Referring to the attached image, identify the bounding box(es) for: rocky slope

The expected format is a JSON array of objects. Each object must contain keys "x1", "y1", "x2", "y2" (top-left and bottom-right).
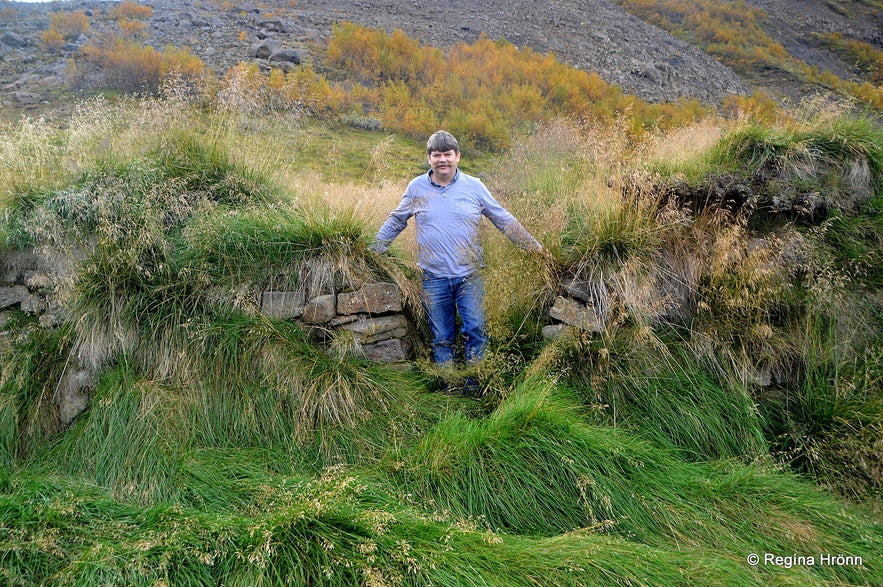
[{"x1": 0, "y1": 0, "x2": 880, "y2": 115}]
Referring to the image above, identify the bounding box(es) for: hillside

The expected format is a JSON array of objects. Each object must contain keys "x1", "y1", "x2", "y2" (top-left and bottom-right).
[{"x1": 0, "y1": 0, "x2": 881, "y2": 116}]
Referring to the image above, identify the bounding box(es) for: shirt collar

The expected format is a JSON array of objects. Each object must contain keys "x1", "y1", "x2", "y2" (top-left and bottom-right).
[{"x1": 428, "y1": 169, "x2": 459, "y2": 188}]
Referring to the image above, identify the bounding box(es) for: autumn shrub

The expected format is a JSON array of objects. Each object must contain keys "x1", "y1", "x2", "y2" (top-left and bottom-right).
[
  {"x1": 78, "y1": 38, "x2": 205, "y2": 94},
  {"x1": 107, "y1": 0, "x2": 152, "y2": 38},
  {"x1": 325, "y1": 23, "x2": 707, "y2": 150},
  {"x1": 215, "y1": 63, "x2": 346, "y2": 118},
  {"x1": 108, "y1": 0, "x2": 154, "y2": 20},
  {"x1": 117, "y1": 16, "x2": 148, "y2": 39},
  {"x1": 48, "y1": 9, "x2": 90, "y2": 40},
  {"x1": 39, "y1": 28, "x2": 65, "y2": 52},
  {"x1": 720, "y1": 90, "x2": 780, "y2": 124},
  {"x1": 40, "y1": 9, "x2": 91, "y2": 52}
]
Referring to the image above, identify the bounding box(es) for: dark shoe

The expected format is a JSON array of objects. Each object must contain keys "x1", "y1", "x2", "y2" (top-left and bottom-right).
[{"x1": 463, "y1": 376, "x2": 483, "y2": 397}]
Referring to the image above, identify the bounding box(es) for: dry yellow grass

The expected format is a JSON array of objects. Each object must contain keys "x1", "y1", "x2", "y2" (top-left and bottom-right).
[{"x1": 642, "y1": 118, "x2": 725, "y2": 168}]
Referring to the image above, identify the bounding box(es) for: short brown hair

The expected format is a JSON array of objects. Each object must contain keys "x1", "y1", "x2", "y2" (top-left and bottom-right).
[{"x1": 426, "y1": 130, "x2": 460, "y2": 154}]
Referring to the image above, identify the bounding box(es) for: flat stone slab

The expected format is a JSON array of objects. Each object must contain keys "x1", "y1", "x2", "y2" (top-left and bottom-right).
[
  {"x1": 302, "y1": 294, "x2": 337, "y2": 324},
  {"x1": 260, "y1": 291, "x2": 305, "y2": 319},
  {"x1": 549, "y1": 295, "x2": 605, "y2": 333},
  {"x1": 340, "y1": 314, "x2": 409, "y2": 344},
  {"x1": 561, "y1": 277, "x2": 599, "y2": 304},
  {"x1": 337, "y1": 282, "x2": 403, "y2": 315},
  {"x1": 363, "y1": 338, "x2": 408, "y2": 362}
]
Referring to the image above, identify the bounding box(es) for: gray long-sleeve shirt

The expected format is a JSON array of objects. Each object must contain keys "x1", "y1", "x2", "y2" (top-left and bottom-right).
[{"x1": 371, "y1": 170, "x2": 542, "y2": 278}]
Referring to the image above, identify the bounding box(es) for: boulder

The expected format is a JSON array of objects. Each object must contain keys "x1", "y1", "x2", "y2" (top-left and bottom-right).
[
  {"x1": 2, "y1": 249, "x2": 40, "y2": 284},
  {"x1": 0, "y1": 285, "x2": 29, "y2": 310},
  {"x1": 20, "y1": 293, "x2": 47, "y2": 315},
  {"x1": 1, "y1": 31, "x2": 28, "y2": 49},
  {"x1": 250, "y1": 39, "x2": 281, "y2": 59},
  {"x1": 53, "y1": 368, "x2": 94, "y2": 427},
  {"x1": 259, "y1": 17, "x2": 294, "y2": 34},
  {"x1": 269, "y1": 48, "x2": 301, "y2": 64}
]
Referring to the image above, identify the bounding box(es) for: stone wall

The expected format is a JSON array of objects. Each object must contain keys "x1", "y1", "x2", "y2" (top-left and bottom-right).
[
  {"x1": 0, "y1": 249, "x2": 62, "y2": 344},
  {"x1": 542, "y1": 261, "x2": 698, "y2": 339},
  {"x1": 0, "y1": 250, "x2": 90, "y2": 428},
  {"x1": 1, "y1": 247, "x2": 414, "y2": 430},
  {"x1": 260, "y1": 281, "x2": 413, "y2": 363},
  {"x1": 543, "y1": 276, "x2": 608, "y2": 339}
]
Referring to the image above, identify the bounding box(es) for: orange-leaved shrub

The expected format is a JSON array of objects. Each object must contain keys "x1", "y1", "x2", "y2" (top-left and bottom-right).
[
  {"x1": 78, "y1": 38, "x2": 205, "y2": 94},
  {"x1": 215, "y1": 63, "x2": 346, "y2": 117},
  {"x1": 108, "y1": 0, "x2": 154, "y2": 20},
  {"x1": 325, "y1": 23, "x2": 707, "y2": 150},
  {"x1": 117, "y1": 17, "x2": 148, "y2": 39},
  {"x1": 40, "y1": 28, "x2": 65, "y2": 53},
  {"x1": 40, "y1": 9, "x2": 91, "y2": 51},
  {"x1": 721, "y1": 91, "x2": 780, "y2": 124}
]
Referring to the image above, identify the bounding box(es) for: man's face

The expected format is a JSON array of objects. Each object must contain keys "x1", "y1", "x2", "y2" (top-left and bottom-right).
[{"x1": 428, "y1": 149, "x2": 461, "y2": 183}]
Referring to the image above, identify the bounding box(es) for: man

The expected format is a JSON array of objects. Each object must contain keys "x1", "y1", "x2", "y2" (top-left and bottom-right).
[{"x1": 371, "y1": 130, "x2": 547, "y2": 395}]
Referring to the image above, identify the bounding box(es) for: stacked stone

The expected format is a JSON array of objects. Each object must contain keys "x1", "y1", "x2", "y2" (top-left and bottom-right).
[
  {"x1": 0, "y1": 251, "x2": 90, "y2": 428},
  {"x1": 543, "y1": 276, "x2": 607, "y2": 339},
  {"x1": 260, "y1": 282, "x2": 412, "y2": 363},
  {"x1": 0, "y1": 250, "x2": 60, "y2": 341}
]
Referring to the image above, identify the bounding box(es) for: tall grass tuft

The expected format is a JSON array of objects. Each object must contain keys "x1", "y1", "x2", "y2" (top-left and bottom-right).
[
  {"x1": 181, "y1": 202, "x2": 378, "y2": 292},
  {"x1": 759, "y1": 312, "x2": 883, "y2": 501},
  {"x1": 33, "y1": 352, "x2": 441, "y2": 504},
  {"x1": 0, "y1": 324, "x2": 74, "y2": 461},
  {"x1": 0, "y1": 467, "x2": 804, "y2": 587},
  {"x1": 554, "y1": 330, "x2": 767, "y2": 461},
  {"x1": 0, "y1": 117, "x2": 65, "y2": 203},
  {"x1": 705, "y1": 113, "x2": 883, "y2": 212},
  {"x1": 390, "y1": 379, "x2": 881, "y2": 584}
]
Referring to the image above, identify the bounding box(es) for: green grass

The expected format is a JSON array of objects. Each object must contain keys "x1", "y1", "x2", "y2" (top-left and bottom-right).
[
  {"x1": 1, "y1": 470, "x2": 761, "y2": 587},
  {"x1": 555, "y1": 333, "x2": 767, "y2": 461},
  {"x1": 392, "y1": 382, "x2": 881, "y2": 570},
  {"x1": 2, "y1": 383, "x2": 880, "y2": 586},
  {"x1": 0, "y1": 323, "x2": 74, "y2": 462},
  {"x1": 817, "y1": 199, "x2": 883, "y2": 286},
  {"x1": 709, "y1": 116, "x2": 881, "y2": 208}
]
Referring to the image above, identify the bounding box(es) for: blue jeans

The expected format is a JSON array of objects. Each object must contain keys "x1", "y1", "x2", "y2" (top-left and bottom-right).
[{"x1": 421, "y1": 271, "x2": 487, "y2": 365}]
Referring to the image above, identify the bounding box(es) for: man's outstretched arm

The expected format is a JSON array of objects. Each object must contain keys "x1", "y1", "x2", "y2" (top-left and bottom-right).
[{"x1": 370, "y1": 196, "x2": 413, "y2": 253}]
